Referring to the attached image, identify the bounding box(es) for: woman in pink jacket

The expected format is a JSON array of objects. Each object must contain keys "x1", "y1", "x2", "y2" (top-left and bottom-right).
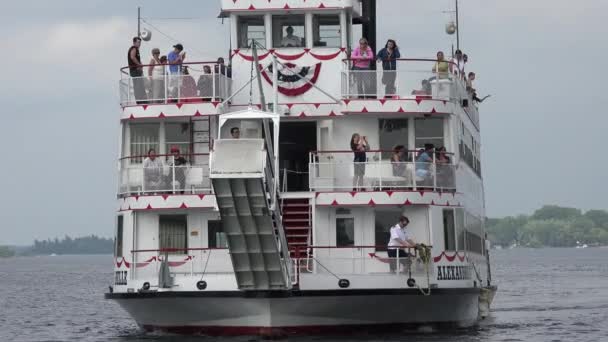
[{"x1": 351, "y1": 38, "x2": 374, "y2": 98}]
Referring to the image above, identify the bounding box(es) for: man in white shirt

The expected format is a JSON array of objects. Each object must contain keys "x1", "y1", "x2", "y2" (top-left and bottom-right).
[
  {"x1": 280, "y1": 26, "x2": 302, "y2": 47},
  {"x1": 143, "y1": 148, "x2": 164, "y2": 192},
  {"x1": 387, "y1": 216, "x2": 416, "y2": 273}
]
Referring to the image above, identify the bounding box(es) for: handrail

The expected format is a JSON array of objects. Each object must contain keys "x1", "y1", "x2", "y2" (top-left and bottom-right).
[
  {"x1": 311, "y1": 149, "x2": 454, "y2": 155},
  {"x1": 342, "y1": 57, "x2": 458, "y2": 66},
  {"x1": 131, "y1": 247, "x2": 228, "y2": 253},
  {"x1": 119, "y1": 153, "x2": 209, "y2": 161},
  {"x1": 294, "y1": 245, "x2": 433, "y2": 250},
  {"x1": 120, "y1": 61, "x2": 226, "y2": 74}
]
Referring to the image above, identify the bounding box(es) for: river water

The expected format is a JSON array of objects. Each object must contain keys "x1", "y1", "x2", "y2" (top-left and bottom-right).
[{"x1": 1, "y1": 248, "x2": 607, "y2": 342}]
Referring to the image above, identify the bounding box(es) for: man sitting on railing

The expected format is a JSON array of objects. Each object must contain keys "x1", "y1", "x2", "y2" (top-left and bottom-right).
[
  {"x1": 167, "y1": 146, "x2": 188, "y2": 194},
  {"x1": 143, "y1": 148, "x2": 164, "y2": 193},
  {"x1": 387, "y1": 216, "x2": 416, "y2": 273},
  {"x1": 415, "y1": 143, "x2": 435, "y2": 185}
]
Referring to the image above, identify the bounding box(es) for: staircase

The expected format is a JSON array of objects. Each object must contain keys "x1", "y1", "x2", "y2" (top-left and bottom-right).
[
  {"x1": 281, "y1": 198, "x2": 312, "y2": 259},
  {"x1": 210, "y1": 139, "x2": 292, "y2": 290}
]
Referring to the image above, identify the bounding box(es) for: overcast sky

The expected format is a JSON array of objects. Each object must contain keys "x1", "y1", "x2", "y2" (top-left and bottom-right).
[{"x1": 1, "y1": 0, "x2": 606, "y2": 245}]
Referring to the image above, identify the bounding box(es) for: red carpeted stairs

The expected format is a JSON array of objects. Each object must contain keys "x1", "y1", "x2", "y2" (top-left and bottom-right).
[{"x1": 281, "y1": 198, "x2": 312, "y2": 259}]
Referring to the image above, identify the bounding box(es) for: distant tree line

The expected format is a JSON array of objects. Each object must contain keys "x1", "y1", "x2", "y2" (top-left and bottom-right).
[
  {"x1": 29, "y1": 235, "x2": 113, "y2": 255},
  {"x1": 486, "y1": 205, "x2": 608, "y2": 247},
  {"x1": 0, "y1": 246, "x2": 15, "y2": 258}
]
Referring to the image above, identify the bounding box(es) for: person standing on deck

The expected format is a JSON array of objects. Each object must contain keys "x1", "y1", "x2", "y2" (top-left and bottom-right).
[
  {"x1": 387, "y1": 216, "x2": 416, "y2": 273},
  {"x1": 167, "y1": 44, "x2": 186, "y2": 99},
  {"x1": 377, "y1": 39, "x2": 401, "y2": 97},
  {"x1": 128, "y1": 37, "x2": 147, "y2": 104}
]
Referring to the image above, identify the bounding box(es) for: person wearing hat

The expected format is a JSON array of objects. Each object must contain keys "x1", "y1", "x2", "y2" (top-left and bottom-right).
[
  {"x1": 387, "y1": 216, "x2": 416, "y2": 273},
  {"x1": 167, "y1": 146, "x2": 188, "y2": 194},
  {"x1": 280, "y1": 26, "x2": 302, "y2": 47},
  {"x1": 167, "y1": 44, "x2": 186, "y2": 99}
]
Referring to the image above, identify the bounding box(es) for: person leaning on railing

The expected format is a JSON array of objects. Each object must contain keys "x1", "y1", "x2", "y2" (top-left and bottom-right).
[
  {"x1": 148, "y1": 48, "x2": 166, "y2": 103},
  {"x1": 435, "y1": 146, "x2": 453, "y2": 189},
  {"x1": 432, "y1": 51, "x2": 450, "y2": 79},
  {"x1": 197, "y1": 65, "x2": 213, "y2": 100},
  {"x1": 167, "y1": 146, "x2": 189, "y2": 194},
  {"x1": 167, "y1": 44, "x2": 186, "y2": 99},
  {"x1": 387, "y1": 216, "x2": 416, "y2": 273},
  {"x1": 415, "y1": 143, "x2": 435, "y2": 186},
  {"x1": 351, "y1": 38, "x2": 374, "y2": 99},
  {"x1": 391, "y1": 145, "x2": 407, "y2": 177},
  {"x1": 127, "y1": 37, "x2": 147, "y2": 104},
  {"x1": 376, "y1": 39, "x2": 401, "y2": 97}
]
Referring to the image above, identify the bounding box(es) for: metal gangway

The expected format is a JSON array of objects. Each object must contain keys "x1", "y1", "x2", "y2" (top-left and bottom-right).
[{"x1": 209, "y1": 109, "x2": 292, "y2": 290}]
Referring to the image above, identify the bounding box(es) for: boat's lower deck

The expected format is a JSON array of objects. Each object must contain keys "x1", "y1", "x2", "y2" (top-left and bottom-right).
[{"x1": 106, "y1": 287, "x2": 491, "y2": 336}]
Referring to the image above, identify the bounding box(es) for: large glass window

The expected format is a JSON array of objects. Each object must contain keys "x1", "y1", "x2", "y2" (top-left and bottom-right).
[
  {"x1": 237, "y1": 16, "x2": 266, "y2": 48},
  {"x1": 415, "y1": 118, "x2": 444, "y2": 149},
  {"x1": 273, "y1": 15, "x2": 306, "y2": 48},
  {"x1": 115, "y1": 216, "x2": 123, "y2": 257},
  {"x1": 336, "y1": 217, "x2": 354, "y2": 247},
  {"x1": 313, "y1": 14, "x2": 341, "y2": 48},
  {"x1": 208, "y1": 220, "x2": 228, "y2": 248},
  {"x1": 130, "y1": 123, "x2": 159, "y2": 163},
  {"x1": 443, "y1": 209, "x2": 456, "y2": 251},
  {"x1": 159, "y1": 215, "x2": 188, "y2": 254},
  {"x1": 374, "y1": 209, "x2": 401, "y2": 251},
  {"x1": 379, "y1": 119, "x2": 409, "y2": 160},
  {"x1": 455, "y1": 208, "x2": 465, "y2": 250},
  {"x1": 165, "y1": 122, "x2": 191, "y2": 157}
]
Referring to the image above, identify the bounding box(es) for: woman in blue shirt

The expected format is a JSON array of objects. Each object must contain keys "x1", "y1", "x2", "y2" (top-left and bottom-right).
[{"x1": 377, "y1": 39, "x2": 401, "y2": 97}]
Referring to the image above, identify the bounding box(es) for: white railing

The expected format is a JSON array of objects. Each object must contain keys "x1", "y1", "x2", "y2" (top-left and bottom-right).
[
  {"x1": 127, "y1": 248, "x2": 233, "y2": 282},
  {"x1": 118, "y1": 155, "x2": 211, "y2": 196},
  {"x1": 309, "y1": 151, "x2": 456, "y2": 192},
  {"x1": 120, "y1": 62, "x2": 232, "y2": 107},
  {"x1": 342, "y1": 58, "x2": 480, "y2": 128},
  {"x1": 293, "y1": 246, "x2": 433, "y2": 278}
]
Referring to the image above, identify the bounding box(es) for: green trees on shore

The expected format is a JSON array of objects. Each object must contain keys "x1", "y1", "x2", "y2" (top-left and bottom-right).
[
  {"x1": 0, "y1": 246, "x2": 15, "y2": 258},
  {"x1": 30, "y1": 235, "x2": 113, "y2": 255},
  {"x1": 486, "y1": 205, "x2": 608, "y2": 247}
]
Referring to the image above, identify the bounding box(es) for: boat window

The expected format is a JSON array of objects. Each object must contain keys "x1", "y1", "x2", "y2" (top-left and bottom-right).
[
  {"x1": 313, "y1": 14, "x2": 341, "y2": 48},
  {"x1": 414, "y1": 118, "x2": 444, "y2": 149},
  {"x1": 165, "y1": 122, "x2": 191, "y2": 158},
  {"x1": 273, "y1": 15, "x2": 306, "y2": 48},
  {"x1": 237, "y1": 15, "x2": 266, "y2": 48},
  {"x1": 115, "y1": 215, "x2": 123, "y2": 258},
  {"x1": 378, "y1": 119, "x2": 409, "y2": 160},
  {"x1": 455, "y1": 208, "x2": 465, "y2": 250},
  {"x1": 159, "y1": 215, "x2": 188, "y2": 254},
  {"x1": 130, "y1": 123, "x2": 159, "y2": 163},
  {"x1": 442, "y1": 209, "x2": 456, "y2": 251},
  {"x1": 208, "y1": 220, "x2": 228, "y2": 248},
  {"x1": 336, "y1": 217, "x2": 355, "y2": 247},
  {"x1": 374, "y1": 209, "x2": 402, "y2": 251}
]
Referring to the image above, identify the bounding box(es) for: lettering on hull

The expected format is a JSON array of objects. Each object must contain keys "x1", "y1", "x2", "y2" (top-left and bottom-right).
[{"x1": 436, "y1": 265, "x2": 472, "y2": 281}]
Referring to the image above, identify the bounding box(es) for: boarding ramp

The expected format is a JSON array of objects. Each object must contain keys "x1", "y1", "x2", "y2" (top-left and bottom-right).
[{"x1": 210, "y1": 139, "x2": 292, "y2": 290}]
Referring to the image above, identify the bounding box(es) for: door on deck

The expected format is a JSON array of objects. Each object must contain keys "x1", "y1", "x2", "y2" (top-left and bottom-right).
[{"x1": 279, "y1": 121, "x2": 317, "y2": 192}]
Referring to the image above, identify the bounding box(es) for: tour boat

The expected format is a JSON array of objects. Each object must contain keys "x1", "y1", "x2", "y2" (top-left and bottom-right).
[{"x1": 106, "y1": 0, "x2": 496, "y2": 336}]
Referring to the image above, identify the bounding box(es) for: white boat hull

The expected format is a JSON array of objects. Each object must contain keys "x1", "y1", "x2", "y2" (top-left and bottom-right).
[{"x1": 107, "y1": 288, "x2": 482, "y2": 336}]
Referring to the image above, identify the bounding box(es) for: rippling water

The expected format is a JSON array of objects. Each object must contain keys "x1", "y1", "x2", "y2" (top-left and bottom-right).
[{"x1": 1, "y1": 248, "x2": 607, "y2": 342}]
